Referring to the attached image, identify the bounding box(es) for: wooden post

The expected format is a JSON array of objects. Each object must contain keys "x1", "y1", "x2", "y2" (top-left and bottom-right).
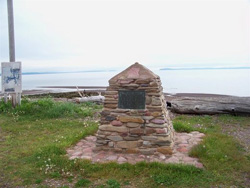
[
  {"x1": 4, "y1": 93, "x2": 8, "y2": 103},
  {"x1": 17, "y1": 92, "x2": 21, "y2": 105},
  {"x1": 11, "y1": 93, "x2": 16, "y2": 108}
]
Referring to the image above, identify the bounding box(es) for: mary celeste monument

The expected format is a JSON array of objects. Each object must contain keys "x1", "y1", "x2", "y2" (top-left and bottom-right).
[{"x1": 95, "y1": 62, "x2": 175, "y2": 155}]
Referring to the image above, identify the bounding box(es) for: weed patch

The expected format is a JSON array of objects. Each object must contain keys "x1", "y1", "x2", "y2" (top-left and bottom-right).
[
  {"x1": 75, "y1": 178, "x2": 91, "y2": 187},
  {"x1": 106, "y1": 179, "x2": 120, "y2": 188},
  {"x1": 173, "y1": 121, "x2": 196, "y2": 133},
  {"x1": 0, "y1": 98, "x2": 102, "y2": 119}
]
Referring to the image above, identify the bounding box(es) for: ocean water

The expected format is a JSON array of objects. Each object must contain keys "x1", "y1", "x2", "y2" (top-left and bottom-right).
[{"x1": 1, "y1": 69, "x2": 250, "y2": 97}]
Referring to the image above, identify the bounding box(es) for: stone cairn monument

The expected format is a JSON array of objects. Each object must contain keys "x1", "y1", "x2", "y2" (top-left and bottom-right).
[{"x1": 96, "y1": 62, "x2": 175, "y2": 155}]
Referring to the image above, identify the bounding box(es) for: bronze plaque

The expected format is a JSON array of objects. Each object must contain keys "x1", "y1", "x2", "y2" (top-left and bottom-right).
[{"x1": 118, "y1": 90, "x2": 145, "y2": 109}]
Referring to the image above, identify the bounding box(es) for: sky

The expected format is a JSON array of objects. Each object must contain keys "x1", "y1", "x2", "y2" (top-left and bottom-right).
[{"x1": 0, "y1": 0, "x2": 249, "y2": 72}]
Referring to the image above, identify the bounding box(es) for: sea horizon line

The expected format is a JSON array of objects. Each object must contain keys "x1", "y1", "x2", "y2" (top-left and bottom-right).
[{"x1": 0, "y1": 66, "x2": 249, "y2": 76}]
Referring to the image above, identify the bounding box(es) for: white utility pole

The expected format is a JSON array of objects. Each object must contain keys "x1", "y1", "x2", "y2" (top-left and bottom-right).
[
  {"x1": 7, "y1": 0, "x2": 15, "y2": 62},
  {"x1": 2, "y1": 0, "x2": 22, "y2": 107}
]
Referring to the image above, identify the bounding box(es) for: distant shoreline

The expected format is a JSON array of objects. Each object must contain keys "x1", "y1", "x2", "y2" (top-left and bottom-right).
[
  {"x1": 0, "y1": 67, "x2": 249, "y2": 76},
  {"x1": 160, "y1": 67, "x2": 250, "y2": 71},
  {"x1": 0, "y1": 70, "x2": 116, "y2": 76},
  {"x1": 1, "y1": 88, "x2": 247, "y2": 98}
]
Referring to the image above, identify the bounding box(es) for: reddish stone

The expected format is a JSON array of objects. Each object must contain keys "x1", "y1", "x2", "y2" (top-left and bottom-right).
[
  {"x1": 80, "y1": 156, "x2": 92, "y2": 160},
  {"x1": 157, "y1": 147, "x2": 173, "y2": 155},
  {"x1": 151, "y1": 112, "x2": 162, "y2": 117},
  {"x1": 72, "y1": 151, "x2": 82, "y2": 156},
  {"x1": 85, "y1": 136, "x2": 97, "y2": 142},
  {"x1": 179, "y1": 140, "x2": 188, "y2": 144},
  {"x1": 194, "y1": 133, "x2": 205, "y2": 138},
  {"x1": 134, "y1": 158, "x2": 145, "y2": 163},
  {"x1": 119, "y1": 116, "x2": 144, "y2": 123},
  {"x1": 151, "y1": 119, "x2": 165, "y2": 124},
  {"x1": 145, "y1": 128, "x2": 156, "y2": 134},
  {"x1": 114, "y1": 148, "x2": 123, "y2": 153},
  {"x1": 156, "y1": 128, "x2": 167, "y2": 134},
  {"x1": 126, "y1": 123, "x2": 140, "y2": 128},
  {"x1": 139, "y1": 155, "x2": 145, "y2": 159},
  {"x1": 117, "y1": 156, "x2": 127, "y2": 163},
  {"x1": 179, "y1": 135, "x2": 191, "y2": 140},
  {"x1": 111, "y1": 120, "x2": 123, "y2": 126},
  {"x1": 130, "y1": 128, "x2": 144, "y2": 135},
  {"x1": 165, "y1": 156, "x2": 179, "y2": 164},
  {"x1": 182, "y1": 156, "x2": 195, "y2": 162},
  {"x1": 177, "y1": 147, "x2": 188, "y2": 153},
  {"x1": 104, "y1": 155, "x2": 117, "y2": 161},
  {"x1": 119, "y1": 79, "x2": 134, "y2": 84},
  {"x1": 195, "y1": 163, "x2": 204, "y2": 168},
  {"x1": 82, "y1": 148, "x2": 92, "y2": 154},
  {"x1": 76, "y1": 142, "x2": 84, "y2": 146},
  {"x1": 127, "y1": 67, "x2": 140, "y2": 78},
  {"x1": 120, "y1": 133, "x2": 128, "y2": 137},
  {"x1": 178, "y1": 143, "x2": 189, "y2": 147}
]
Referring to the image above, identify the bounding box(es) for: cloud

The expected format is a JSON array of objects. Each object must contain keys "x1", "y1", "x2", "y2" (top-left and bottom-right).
[{"x1": 0, "y1": 0, "x2": 249, "y2": 70}]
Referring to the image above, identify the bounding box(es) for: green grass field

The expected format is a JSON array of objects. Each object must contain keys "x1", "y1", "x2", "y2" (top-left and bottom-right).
[{"x1": 0, "y1": 98, "x2": 249, "y2": 187}]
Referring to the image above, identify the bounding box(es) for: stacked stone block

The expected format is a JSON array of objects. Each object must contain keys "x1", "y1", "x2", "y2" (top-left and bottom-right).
[{"x1": 96, "y1": 62, "x2": 175, "y2": 155}]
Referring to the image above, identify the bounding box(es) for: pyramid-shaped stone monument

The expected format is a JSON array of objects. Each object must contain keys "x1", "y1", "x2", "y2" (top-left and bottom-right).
[{"x1": 96, "y1": 62, "x2": 175, "y2": 155}]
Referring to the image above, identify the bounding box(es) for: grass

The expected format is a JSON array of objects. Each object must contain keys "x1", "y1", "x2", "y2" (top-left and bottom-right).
[
  {"x1": 174, "y1": 115, "x2": 250, "y2": 186},
  {"x1": 0, "y1": 97, "x2": 100, "y2": 119},
  {"x1": 0, "y1": 98, "x2": 249, "y2": 187},
  {"x1": 75, "y1": 178, "x2": 91, "y2": 187}
]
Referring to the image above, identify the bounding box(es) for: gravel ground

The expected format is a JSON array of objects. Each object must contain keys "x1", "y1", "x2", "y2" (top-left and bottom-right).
[{"x1": 221, "y1": 123, "x2": 250, "y2": 155}]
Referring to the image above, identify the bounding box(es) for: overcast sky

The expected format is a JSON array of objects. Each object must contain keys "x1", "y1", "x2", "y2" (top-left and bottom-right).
[{"x1": 0, "y1": 0, "x2": 249, "y2": 72}]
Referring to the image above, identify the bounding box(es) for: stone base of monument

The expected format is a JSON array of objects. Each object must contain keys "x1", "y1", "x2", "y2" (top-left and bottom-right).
[
  {"x1": 95, "y1": 63, "x2": 175, "y2": 155},
  {"x1": 66, "y1": 131, "x2": 205, "y2": 168}
]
